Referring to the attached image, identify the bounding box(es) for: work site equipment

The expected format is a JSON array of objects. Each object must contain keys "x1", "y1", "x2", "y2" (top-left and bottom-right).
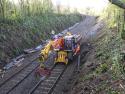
[
  {"x1": 37, "y1": 32, "x2": 82, "y2": 77},
  {"x1": 39, "y1": 32, "x2": 81, "y2": 65}
]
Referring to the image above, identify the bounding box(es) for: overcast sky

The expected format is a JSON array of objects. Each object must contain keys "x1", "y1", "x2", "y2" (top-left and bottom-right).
[
  {"x1": 52, "y1": 0, "x2": 109, "y2": 8},
  {"x1": 10, "y1": 0, "x2": 109, "y2": 12}
]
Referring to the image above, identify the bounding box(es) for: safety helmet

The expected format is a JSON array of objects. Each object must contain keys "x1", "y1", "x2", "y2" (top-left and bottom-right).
[
  {"x1": 66, "y1": 32, "x2": 72, "y2": 36},
  {"x1": 51, "y1": 30, "x2": 55, "y2": 35}
]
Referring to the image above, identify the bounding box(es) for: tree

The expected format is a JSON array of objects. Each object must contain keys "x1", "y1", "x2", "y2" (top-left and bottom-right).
[
  {"x1": 0, "y1": 0, "x2": 6, "y2": 20},
  {"x1": 108, "y1": 0, "x2": 125, "y2": 9}
]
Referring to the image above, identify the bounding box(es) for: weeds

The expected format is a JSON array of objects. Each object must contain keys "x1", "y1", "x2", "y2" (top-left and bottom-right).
[
  {"x1": 0, "y1": 13, "x2": 82, "y2": 63},
  {"x1": 107, "y1": 88, "x2": 120, "y2": 94},
  {"x1": 96, "y1": 63, "x2": 108, "y2": 74}
]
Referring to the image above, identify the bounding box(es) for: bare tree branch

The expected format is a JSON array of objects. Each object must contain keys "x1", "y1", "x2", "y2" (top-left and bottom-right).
[{"x1": 109, "y1": 0, "x2": 125, "y2": 9}]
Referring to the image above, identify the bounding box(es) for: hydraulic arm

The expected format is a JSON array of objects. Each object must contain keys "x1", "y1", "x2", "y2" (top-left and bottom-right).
[{"x1": 39, "y1": 40, "x2": 53, "y2": 62}]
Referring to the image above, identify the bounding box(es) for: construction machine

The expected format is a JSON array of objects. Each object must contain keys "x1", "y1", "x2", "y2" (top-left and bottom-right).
[
  {"x1": 35, "y1": 32, "x2": 81, "y2": 78},
  {"x1": 39, "y1": 32, "x2": 81, "y2": 65}
]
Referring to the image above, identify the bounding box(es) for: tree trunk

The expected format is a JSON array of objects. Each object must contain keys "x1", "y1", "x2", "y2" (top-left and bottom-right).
[
  {"x1": 0, "y1": 0, "x2": 5, "y2": 21},
  {"x1": 26, "y1": 0, "x2": 30, "y2": 16}
]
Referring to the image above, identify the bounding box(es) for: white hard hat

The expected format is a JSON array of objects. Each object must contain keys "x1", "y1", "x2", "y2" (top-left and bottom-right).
[{"x1": 51, "y1": 30, "x2": 55, "y2": 35}]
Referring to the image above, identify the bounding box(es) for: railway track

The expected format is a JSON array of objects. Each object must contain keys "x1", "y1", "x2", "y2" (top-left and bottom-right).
[
  {"x1": 29, "y1": 64, "x2": 67, "y2": 94},
  {"x1": 0, "y1": 57, "x2": 78, "y2": 94},
  {"x1": 0, "y1": 55, "x2": 79, "y2": 94},
  {"x1": 0, "y1": 52, "x2": 39, "y2": 85},
  {"x1": 0, "y1": 56, "x2": 39, "y2": 94},
  {"x1": 0, "y1": 52, "x2": 79, "y2": 94},
  {"x1": 0, "y1": 52, "x2": 80, "y2": 94},
  {"x1": 0, "y1": 58, "x2": 36, "y2": 86}
]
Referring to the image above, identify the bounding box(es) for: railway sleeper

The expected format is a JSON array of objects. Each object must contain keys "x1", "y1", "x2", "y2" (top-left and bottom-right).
[
  {"x1": 41, "y1": 83, "x2": 52, "y2": 88},
  {"x1": 38, "y1": 87, "x2": 50, "y2": 93},
  {"x1": 49, "y1": 77, "x2": 58, "y2": 81},
  {"x1": 45, "y1": 79, "x2": 56, "y2": 83},
  {"x1": 34, "y1": 90, "x2": 48, "y2": 94}
]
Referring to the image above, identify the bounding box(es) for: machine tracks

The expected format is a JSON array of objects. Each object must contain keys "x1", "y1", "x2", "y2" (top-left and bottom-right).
[{"x1": 29, "y1": 64, "x2": 67, "y2": 94}]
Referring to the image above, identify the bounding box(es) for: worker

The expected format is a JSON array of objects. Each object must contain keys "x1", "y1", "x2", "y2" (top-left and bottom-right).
[
  {"x1": 51, "y1": 30, "x2": 55, "y2": 39},
  {"x1": 73, "y1": 43, "x2": 80, "y2": 56}
]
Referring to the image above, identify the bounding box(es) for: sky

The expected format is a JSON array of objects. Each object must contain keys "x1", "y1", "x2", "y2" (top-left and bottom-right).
[
  {"x1": 52, "y1": 0, "x2": 109, "y2": 11},
  {"x1": 9, "y1": 0, "x2": 109, "y2": 12}
]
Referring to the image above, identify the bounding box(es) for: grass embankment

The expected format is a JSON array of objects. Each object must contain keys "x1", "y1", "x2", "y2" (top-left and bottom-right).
[
  {"x1": 72, "y1": 26, "x2": 125, "y2": 94},
  {"x1": 0, "y1": 13, "x2": 82, "y2": 65},
  {"x1": 92, "y1": 29, "x2": 125, "y2": 93},
  {"x1": 70, "y1": 3, "x2": 125, "y2": 93}
]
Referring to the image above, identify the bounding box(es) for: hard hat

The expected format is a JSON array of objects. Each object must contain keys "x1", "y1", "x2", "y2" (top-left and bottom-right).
[
  {"x1": 66, "y1": 32, "x2": 72, "y2": 35},
  {"x1": 51, "y1": 30, "x2": 55, "y2": 35}
]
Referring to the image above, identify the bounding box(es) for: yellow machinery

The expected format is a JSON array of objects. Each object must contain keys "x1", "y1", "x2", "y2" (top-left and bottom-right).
[
  {"x1": 39, "y1": 40, "x2": 53, "y2": 62},
  {"x1": 39, "y1": 40, "x2": 69, "y2": 64},
  {"x1": 36, "y1": 32, "x2": 81, "y2": 77},
  {"x1": 54, "y1": 50, "x2": 68, "y2": 64},
  {"x1": 39, "y1": 32, "x2": 81, "y2": 65}
]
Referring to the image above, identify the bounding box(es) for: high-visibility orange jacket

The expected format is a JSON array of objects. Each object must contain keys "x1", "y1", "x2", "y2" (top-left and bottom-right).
[
  {"x1": 53, "y1": 37, "x2": 64, "y2": 49},
  {"x1": 74, "y1": 44, "x2": 80, "y2": 54}
]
